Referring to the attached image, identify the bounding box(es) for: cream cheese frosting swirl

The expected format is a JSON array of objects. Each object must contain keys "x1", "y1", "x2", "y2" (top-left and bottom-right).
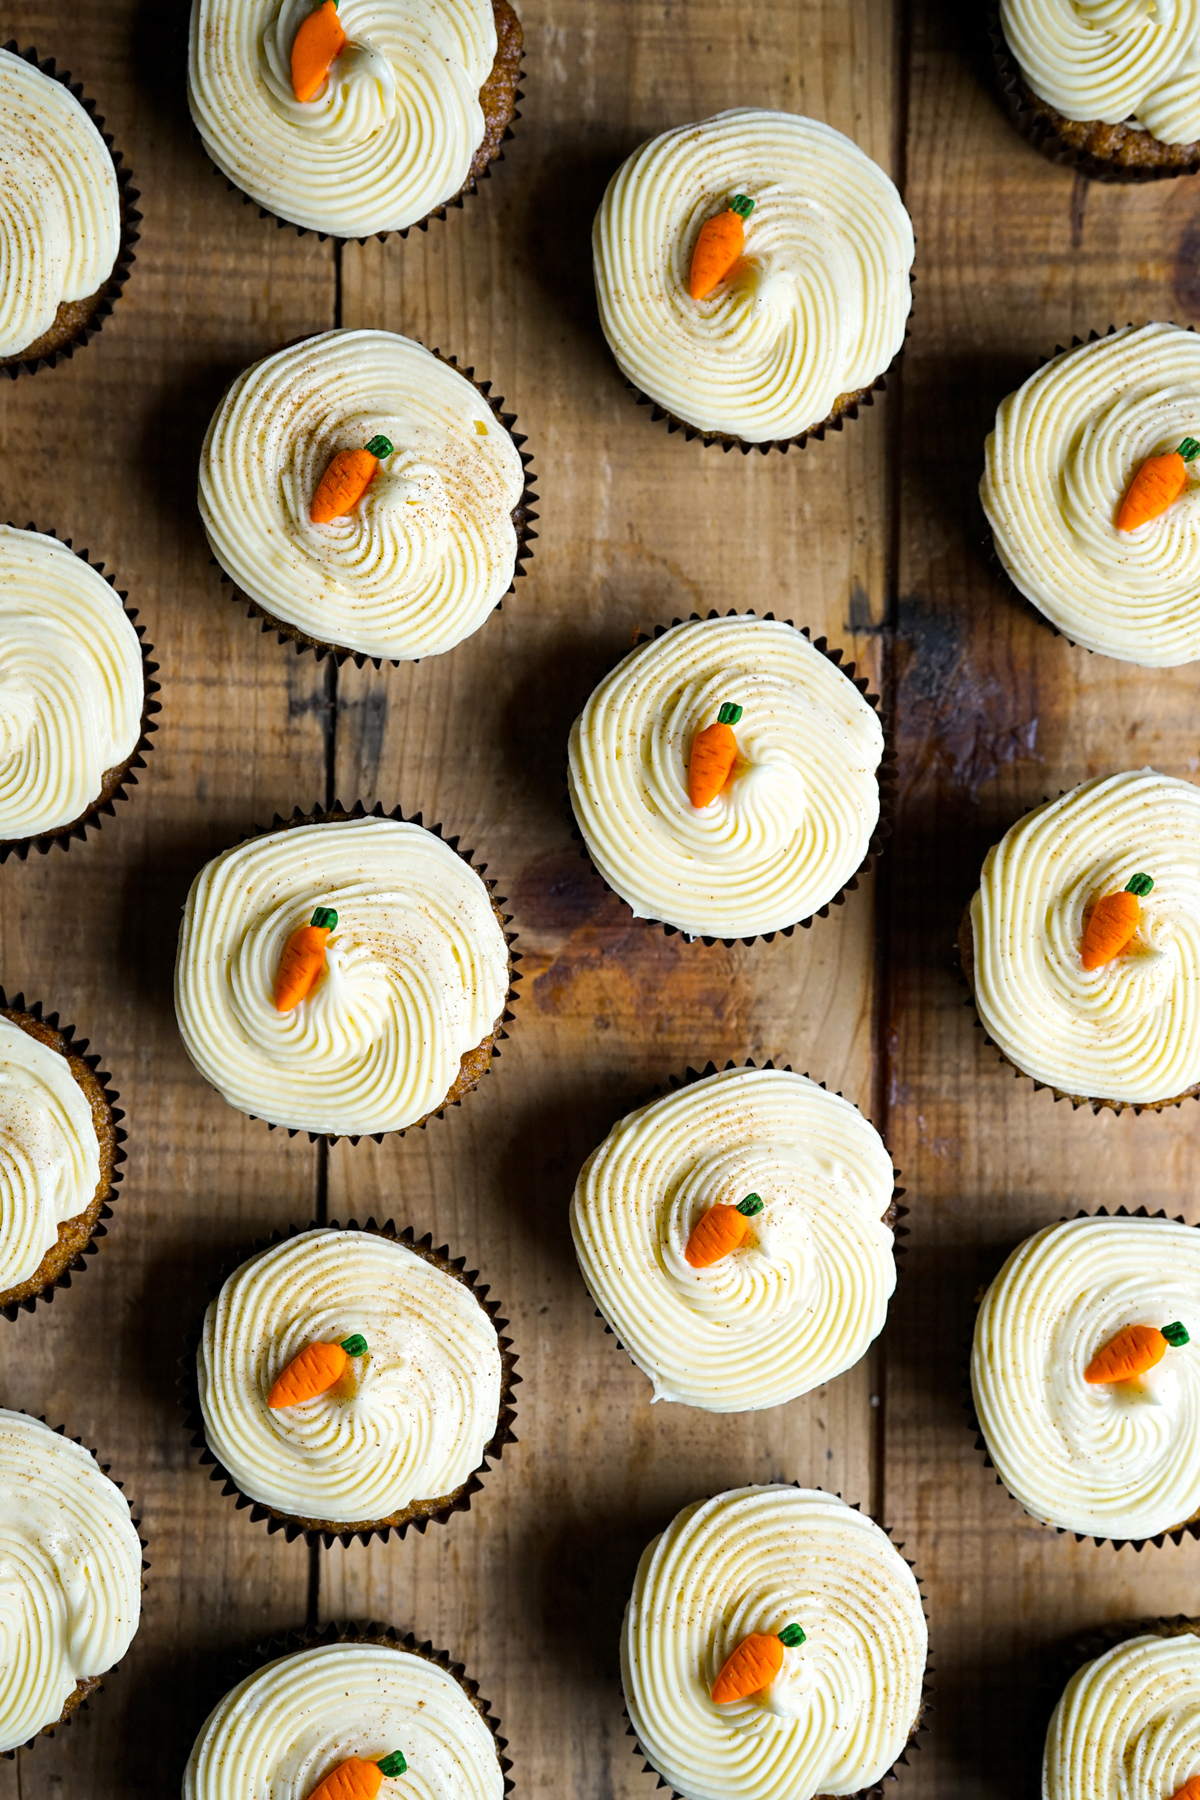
[
  {"x1": 184, "y1": 1640, "x2": 504, "y2": 1800},
  {"x1": 199, "y1": 331, "x2": 524, "y2": 661},
  {"x1": 1001, "y1": 0, "x2": 1200, "y2": 142},
  {"x1": 0, "y1": 526, "x2": 144, "y2": 841},
  {"x1": 571, "y1": 1067, "x2": 896, "y2": 1412},
  {"x1": 623, "y1": 1486, "x2": 926, "y2": 1800},
  {"x1": 0, "y1": 1410, "x2": 142, "y2": 1753},
  {"x1": 175, "y1": 817, "x2": 510, "y2": 1138},
  {"x1": 197, "y1": 1229, "x2": 502, "y2": 1522},
  {"x1": 1044, "y1": 1631, "x2": 1200, "y2": 1800},
  {"x1": 972, "y1": 1216, "x2": 1200, "y2": 1541},
  {"x1": 982, "y1": 323, "x2": 1200, "y2": 666},
  {"x1": 0, "y1": 50, "x2": 120, "y2": 359},
  {"x1": 187, "y1": 0, "x2": 497, "y2": 236},
  {"x1": 568, "y1": 616, "x2": 883, "y2": 939},
  {"x1": 969, "y1": 769, "x2": 1200, "y2": 1104},
  {"x1": 0, "y1": 1014, "x2": 100, "y2": 1292},
  {"x1": 593, "y1": 108, "x2": 914, "y2": 443}
]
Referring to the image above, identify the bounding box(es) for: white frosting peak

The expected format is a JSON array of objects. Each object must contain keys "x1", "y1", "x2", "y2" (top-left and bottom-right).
[
  {"x1": 1044, "y1": 1632, "x2": 1200, "y2": 1800},
  {"x1": 1001, "y1": 0, "x2": 1200, "y2": 142},
  {"x1": 0, "y1": 1410, "x2": 142, "y2": 1753},
  {"x1": 0, "y1": 50, "x2": 120, "y2": 358},
  {"x1": 0, "y1": 1014, "x2": 100, "y2": 1292},
  {"x1": 593, "y1": 108, "x2": 913, "y2": 443},
  {"x1": 571, "y1": 1067, "x2": 896, "y2": 1411},
  {"x1": 623, "y1": 1487, "x2": 927, "y2": 1800},
  {"x1": 973, "y1": 1216, "x2": 1200, "y2": 1541}
]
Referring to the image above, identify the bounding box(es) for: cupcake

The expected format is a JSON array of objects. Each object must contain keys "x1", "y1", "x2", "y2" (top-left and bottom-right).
[
  {"x1": 0, "y1": 525, "x2": 154, "y2": 861},
  {"x1": 174, "y1": 809, "x2": 516, "y2": 1140},
  {"x1": 982, "y1": 323, "x2": 1200, "y2": 665},
  {"x1": 972, "y1": 1214, "x2": 1200, "y2": 1543},
  {"x1": 592, "y1": 108, "x2": 914, "y2": 449},
  {"x1": 199, "y1": 330, "x2": 534, "y2": 665},
  {"x1": 183, "y1": 1628, "x2": 507, "y2": 1800},
  {"x1": 994, "y1": 1, "x2": 1200, "y2": 179},
  {"x1": 187, "y1": 0, "x2": 522, "y2": 238},
  {"x1": 0, "y1": 991, "x2": 123, "y2": 1319},
  {"x1": 0, "y1": 46, "x2": 136, "y2": 371},
  {"x1": 188, "y1": 1224, "x2": 516, "y2": 1544},
  {"x1": 1045, "y1": 1622, "x2": 1200, "y2": 1797},
  {"x1": 960, "y1": 769, "x2": 1200, "y2": 1109},
  {"x1": 0, "y1": 1410, "x2": 143, "y2": 1753},
  {"x1": 568, "y1": 614, "x2": 886, "y2": 942},
  {"x1": 623, "y1": 1486, "x2": 928, "y2": 1800},
  {"x1": 571, "y1": 1065, "x2": 899, "y2": 1412}
]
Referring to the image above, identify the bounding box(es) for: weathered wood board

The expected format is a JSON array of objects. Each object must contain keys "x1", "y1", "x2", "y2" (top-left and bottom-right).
[{"x1": 2, "y1": 0, "x2": 1197, "y2": 1795}]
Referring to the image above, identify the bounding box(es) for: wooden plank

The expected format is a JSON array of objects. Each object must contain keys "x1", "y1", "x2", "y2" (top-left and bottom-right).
[
  {"x1": 0, "y1": 3, "x2": 337, "y2": 1792},
  {"x1": 328, "y1": 7, "x2": 901, "y2": 1800},
  {"x1": 885, "y1": 9, "x2": 1200, "y2": 1796}
]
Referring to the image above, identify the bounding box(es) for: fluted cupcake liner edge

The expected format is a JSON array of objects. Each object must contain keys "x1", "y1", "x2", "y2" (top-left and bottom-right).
[
  {"x1": 0, "y1": 44, "x2": 141, "y2": 377},
  {"x1": 0, "y1": 525, "x2": 160, "y2": 863},
  {"x1": 0, "y1": 1411, "x2": 149, "y2": 1757},
  {"x1": 566, "y1": 609, "x2": 895, "y2": 947},
  {"x1": 986, "y1": 7, "x2": 1200, "y2": 183},
  {"x1": 962, "y1": 1204, "x2": 1200, "y2": 1551},
  {"x1": 178, "y1": 1216, "x2": 520, "y2": 1550},
  {"x1": 216, "y1": 345, "x2": 538, "y2": 669},
  {"x1": 0, "y1": 988, "x2": 127, "y2": 1323}
]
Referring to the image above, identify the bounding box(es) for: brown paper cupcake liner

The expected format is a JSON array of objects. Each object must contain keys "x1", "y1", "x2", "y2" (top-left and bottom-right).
[
  {"x1": 987, "y1": 7, "x2": 1200, "y2": 183},
  {"x1": 179, "y1": 1216, "x2": 520, "y2": 1549},
  {"x1": 0, "y1": 526, "x2": 159, "y2": 863},
  {"x1": 215, "y1": 800, "x2": 520, "y2": 1144},
  {"x1": 0, "y1": 1412, "x2": 149, "y2": 1757},
  {"x1": 218, "y1": 346, "x2": 538, "y2": 669},
  {"x1": 567, "y1": 609, "x2": 895, "y2": 947},
  {"x1": 227, "y1": 1620, "x2": 514, "y2": 1793},
  {"x1": 623, "y1": 1489, "x2": 933, "y2": 1800},
  {"x1": 0, "y1": 45, "x2": 140, "y2": 376},
  {"x1": 964, "y1": 1204, "x2": 1200, "y2": 1551},
  {"x1": 197, "y1": 0, "x2": 524, "y2": 245},
  {"x1": 584, "y1": 1056, "x2": 909, "y2": 1371},
  {"x1": 0, "y1": 988, "x2": 126, "y2": 1322}
]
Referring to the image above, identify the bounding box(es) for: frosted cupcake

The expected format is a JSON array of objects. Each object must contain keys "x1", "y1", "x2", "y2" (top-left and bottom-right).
[
  {"x1": 571, "y1": 1066, "x2": 898, "y2": 1411},
  {"x1": 0, "y1": 1410, "x2": 143, "y2": 1752},
  {"x1": 0, "y1": 525, "x2": 151, "y2": 859},
  {"x1": 593, "y1": 108, "x2": 914, "y2": 448},
  {"x1": 982, "y1": 324, "x2": 1200, "y2": 664},
  {"x1": 961, "y1": 769, "x2": 1200, "y2": 1109},
  {"x1": 972, "y1": 1215, "x2": 1200, "y2": 1543},
  {"x1": 187, "y1": 0, "x2": 523, "y2": 238},
  {"x1": 183, "y1": 1631, "x2": 506, "y2": 1800},
  {"x1": 568, "y1": 615, "x2": 885, "y2": 941},
  {"x1": 996, "y1": 1, "x2": 1200, "y2": 178},
  {"x1": 174, "y1": 811, "x2": 514, "y2": 1139},
  {"x1": 1045, "y1": 1624, "x2": 1200, "y2": 1799},
  {"x1": 623, "y1": 1486, "x2": 927, "y2": 1800},
  {"x1": 0, "y1": 995, "x2": 122, "y2": 1318},
  {"x1": 199, "y1": 330, "x2": 533, "y2": 664},
  {"x1": 191, "y1": 1225, "x2": 514, "y2": 1542},
  {"x1": 0, "y1": 48, "x2": 133, "y2": 369}
]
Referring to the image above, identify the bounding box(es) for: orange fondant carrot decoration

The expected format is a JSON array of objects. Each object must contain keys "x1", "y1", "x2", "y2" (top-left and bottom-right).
[
  {"x1": 711, "y1": 1623, "x2": 805, "y2": 1704},
  {"x1": 268, "y1": 1332, "x2": 369, "y2": 1409},
  {"x1": 310, "y1": 435, "x2": 394, "y2": 524},
  {"x1": 1080, "y1": 873, "x2": 1153, "y2": 971},
  {"x1": 688, "y1": 702, "x2": 743, "y2": 807},
  {"x1": 307, "y1": 1751, "x2": 407, "y2": 1800},
  {"x1": 1084, "y1": 1320, "x2": 1188, "y2": 1385},
  {"x1": 685, "y1": 1193, "x2": 763, "y2": 1268},
  {"x1": 292, "y1": 0, "x2": 347, "y2": 103},
  {"x1": 274, "y1": 907, "x2": 338, "y2": 1011},
  {"x1": 1169, "y1": 1779, "x2": 1200, "y2": 1800},
  {"x1": 1117, "y1": 437, "x2": 1200, "y2": 531},
  {"x1": 689, "y1": 194, "x2": 755, "y2": 301}
]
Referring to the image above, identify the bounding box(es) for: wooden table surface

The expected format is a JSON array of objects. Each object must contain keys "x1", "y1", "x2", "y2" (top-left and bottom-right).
[{"x1": 2, "y1": 1, "x2": 1199, "y2": 1795}]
